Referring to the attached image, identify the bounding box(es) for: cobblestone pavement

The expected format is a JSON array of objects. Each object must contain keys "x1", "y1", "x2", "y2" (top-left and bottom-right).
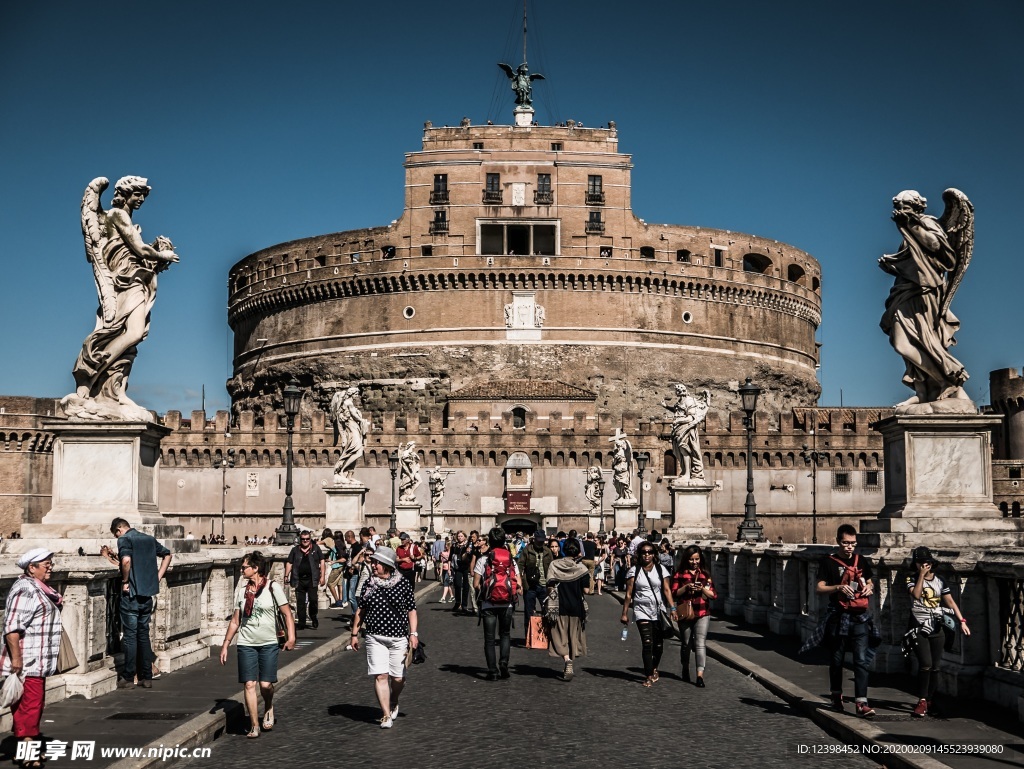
[{"x1": 182, "y1": 589, "x2": 877, "y2": 769}]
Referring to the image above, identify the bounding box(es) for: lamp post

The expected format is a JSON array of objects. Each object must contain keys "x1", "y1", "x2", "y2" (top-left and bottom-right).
[
  {"x1": 428, "y1": 472, "x2": 439, "y2": 538},
  {"x1": 801, "y1": 427, "x2": 820, "y2": 544},
  {"x1": 275, "y1": 379, "x2": 302, "y2": 546},
  {"x1": 635, "y1": 452, "x2": 649, "y2": 533},
  {"x1": 736, "y1": 377, "x2": 764, "y2": 542},
  {"x1": 220, "y1": 448, "x2": 235, "y2": 539},
  {"x1": 596, "y1": 476, "x2": 606, "y2": 537},
  {"x1": 388, "y1": 453, "x2": 399, "y2": 532}
]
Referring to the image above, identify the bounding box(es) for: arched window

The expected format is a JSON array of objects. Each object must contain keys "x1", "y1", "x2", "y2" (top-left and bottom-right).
[
  {"x1": 743, "y1": 253, "x2": 772, "y2": 274},
  {"x1": 676, "y1": 249, "x2": 691, "y2": 263},
  {"x1": 640, "y1": 246, "x2": 656, "y2": 260},
  {"x1": 787, "y1": 264, "x2": 806, "y2": 285},
  {"x1": 512, "y1": 407, "x2": 527, "y2": 429},
  {"x1": 812, "y1": 276, "x2": 821, "y2": 291}
]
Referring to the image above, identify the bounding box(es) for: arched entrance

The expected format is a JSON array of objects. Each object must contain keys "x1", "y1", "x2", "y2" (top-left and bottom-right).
[{"x1": 500, "y1": 517, "x2": 541, "y2": 535}]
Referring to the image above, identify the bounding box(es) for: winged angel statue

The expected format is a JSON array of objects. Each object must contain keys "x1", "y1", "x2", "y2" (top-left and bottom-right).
[
  {"x1": 878, "y1": 188, "x2": 974, "y2": 414},
  {"x1": 497, "y1": 62, "x2": 545, "y2": 108},
  {"x1": 63, "y1": 176, "x2": 178, "y2": 422},
  {"x1": 609, "y1": 428, "x2": 635, "y2": 502}
]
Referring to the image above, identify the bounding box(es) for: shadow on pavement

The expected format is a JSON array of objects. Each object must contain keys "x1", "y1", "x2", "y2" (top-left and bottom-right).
[
  {"x1": 578, "y1": 666, "x2": 636, "y2": 681},
  {"x1": 509, "y1": 663, "x2": 561, "y2": 679},
  {"x1": 437, "y1": 663, "x2": 489, "y2": 679},
  {"x1": 326, "y1": 703, "x2": 382, "y2": 724},
  {"x1": 738, "y1": 696, "x2": 803, "y2": 717}
]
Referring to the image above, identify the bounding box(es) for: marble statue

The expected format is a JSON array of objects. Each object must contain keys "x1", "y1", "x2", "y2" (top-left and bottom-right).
[
  {"x1": 428, "y1": 466, "x2": 447, "y2": 510},
  {"x1": 662, "y1": 384, "x2": 711, "y2": 483},
  {"x1": 62, "y1": 176, "x2": 179, "y2": 422},
  {"x1": 534, "y1": 304, "x2": 546, "y2": 328},
  {"x1": 497, "y1": 62, "x2": 545, "y2": 108},
  {"x1": 583, "y1": 466, "x2": 604, "y2": 514},
  {"x1": 398, "y1": 441, "x2": 421, "y2": 503},
  {"x1": 879, "y1": 188, "x2": 975, "y2": 414},
  {"x1": 609, "y1": 428, "x2": 635, "y2": 502},
  {"x1": 330, "y1": 386, "x2": 369, "y2": 486}
]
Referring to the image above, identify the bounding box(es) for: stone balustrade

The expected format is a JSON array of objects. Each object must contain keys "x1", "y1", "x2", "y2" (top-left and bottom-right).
[{"x1": 693, "y1": 541, "x2": 1024, "y2": 720}]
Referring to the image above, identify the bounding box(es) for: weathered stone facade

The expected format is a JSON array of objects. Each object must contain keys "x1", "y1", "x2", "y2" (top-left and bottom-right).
[{"x1": 0, "y1": 396, "x2": 58, "y2": 535}]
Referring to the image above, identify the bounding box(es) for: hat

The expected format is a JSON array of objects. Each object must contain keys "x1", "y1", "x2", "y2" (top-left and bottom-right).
[
  {"x1": 17, "y1": 548, "x2": 53, "y2": 569},
  {"x1": 911, "y1": 546, "x2": 934, "y2": 565},
  {"x1": 399, "y1": 532, "x2": 410, "y2": 541},
  {"x1": 370, "y1": 546, "x2": 397, "y2": 569},
  {"x1": 533, "y1": 531, "x2": 546, "y2": 541}
]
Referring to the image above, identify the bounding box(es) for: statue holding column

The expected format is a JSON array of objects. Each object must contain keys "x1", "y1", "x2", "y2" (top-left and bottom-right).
[
  {"x1": 662, "y1": 384, "x2": 711, "y2": 483},
  {"x1": 398, "y1": 441, "x2": 421, "y2": 502},
  {"x1": 330, "y1": 386, "x2": 369, "y2": 486}
]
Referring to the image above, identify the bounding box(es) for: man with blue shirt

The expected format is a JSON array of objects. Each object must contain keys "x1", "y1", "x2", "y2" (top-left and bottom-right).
[{"x1": 110, "y1": 517, "x2": 171, "y2": 689}]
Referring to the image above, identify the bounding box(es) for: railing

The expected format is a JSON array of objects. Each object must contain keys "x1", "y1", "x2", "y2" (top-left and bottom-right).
[
  {"x1": 429, "y1": 190, "x2": 449, "y2": 205},
  {"x1": 534, "y1": 190, "x2": 553, "y2": 205},
  {"x1": 998, "y1": 577, "x2": 1024, "y2": 671},
  {"x1": 585, "y1": 220, "x2": 605, "y2": 234},
  {"x1": 482, "y1": 190, "x2": 503, "y2": 204},
  {"x1": 429, "y1": 220, "x2": 449, "y2": 235},
  {"x1": 586, "y1": 191, "x2": 605, "y2": 205}
]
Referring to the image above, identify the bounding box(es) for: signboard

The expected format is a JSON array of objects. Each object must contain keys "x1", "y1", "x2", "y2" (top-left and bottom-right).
[
  {"x1": 505, "y1": 490, "x2": 531, "y2": 516},
  {"x1": 645, "y1": 510, "x2": 663, "y2": 519}
]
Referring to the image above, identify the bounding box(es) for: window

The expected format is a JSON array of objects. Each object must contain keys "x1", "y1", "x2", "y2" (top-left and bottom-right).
[
  {"x1": 586, "y1": 211, "x2": 604, "y2": 234},
  {"x1": 512, "y1": 407, "x2": 527, "y2": 428},
  {"x1": 479, "y1": 222, "x2": 558, "y2": 255},
  {"x1": 640, "y1": 246, "x2": 655, "y2": 259},
  {"x1": 537, "y1": 174, "x2": 551, "y2": 192},
  {"x1": 433, "y1": 174, "x2": 448, "y2": 192},
  {"x1": 1011, "y1": 467, "x2": 1022, "y2": 479},
  {"x1": 551, "y1": 142, "x2": 562, "y2": 151},
  {"x1": 431, "y1": 174, "x2": 449, "y2": 204},
  {"x1": 713, "y1": 248, "x2": 724, "y2": 268},
  {"x1": 587, "y1": 175, "x2": 603, "y2": 194},
  {"x1": 865, "y1": 471, "x2": 879, "y2": 487},
  {"x1": 486, "y1": 173, "x2": 501, "y2": 192},
  {"x1": 600, "y1": 246, "x2": 612, "y2": 258},
  {"x1": 743, "y1": 253, "x2": 772, "y2": 274},
  {"x1": 421, "y1": 245, "x2": 433, "y2": 256},
  {"x1": 787, "y1": 264, "x2": 806, "y2": 285},
  {"x1": 676, "y1": 249, "x2": 691, "y2": 263},
  {"x1": 535, "y1": 173, "x2": 553, "y2": 204},
  {"x1": 472, "y1": 142, "x2": 484, "y2": 149},
  {"x1": 381, "y1": 245, "x2": 396, "y2": 259},
  {"x1": 833, "y1": 472, "x2": 850, "y2": 490},
  {"x1": 430, "y1": 210, "x2": 448, "y2": 235},
  {"x1": 586, "y1": 175, "x2": 604, "y2": 205}
]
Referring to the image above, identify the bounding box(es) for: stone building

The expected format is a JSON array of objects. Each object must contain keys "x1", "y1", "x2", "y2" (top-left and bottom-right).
[{"x1": 0, "y1": 396, "x2": 57, "y2": 536}]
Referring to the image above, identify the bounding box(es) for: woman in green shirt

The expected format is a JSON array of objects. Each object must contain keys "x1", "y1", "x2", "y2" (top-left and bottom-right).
[{"x1": 220, "y1": 552, "x2": 295, "y2": 738}]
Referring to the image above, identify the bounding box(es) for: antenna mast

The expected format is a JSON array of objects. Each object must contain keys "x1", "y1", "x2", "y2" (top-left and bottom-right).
[{"x1": 523, "y1": 0, "x2": 527, "y2": 65}]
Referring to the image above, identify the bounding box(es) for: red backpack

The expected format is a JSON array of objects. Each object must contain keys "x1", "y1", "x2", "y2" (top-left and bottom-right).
[
  {"x1": 829, "y1": 554, "x2": 868, "y2": 613},
  {"x1": 482, "y1": 548, "x2": 519, "y2": 605}
]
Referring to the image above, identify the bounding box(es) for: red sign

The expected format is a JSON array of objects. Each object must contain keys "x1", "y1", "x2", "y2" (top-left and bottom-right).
[{"x1": 505, "y1": 490, "x2": 531, "y2": 516}]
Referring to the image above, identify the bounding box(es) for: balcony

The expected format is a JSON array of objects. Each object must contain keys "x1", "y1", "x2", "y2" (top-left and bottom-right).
[
  {"x1": 585, "y1": 220, "x2": 605, "y2": 235},
  {"x1": 429, "y1": 220, "x2": 449, "y2": 235},
  {"x1": 534, "y1": 190, "x2": 553, "y2": 205},
  {"x1": 430, "y1": 190, "x2": 449, "y2": 205},
  {"x1": 585, "y1": 191, "x2": 605, "y2": 205},
  {"x1": 482, "y1": 189, "x2": 503, "y2": 205}
]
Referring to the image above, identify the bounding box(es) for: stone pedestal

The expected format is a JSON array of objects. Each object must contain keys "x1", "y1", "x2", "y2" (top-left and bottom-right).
[
  {"x1": 324, "y1": 485, "x2": 367, "y2": 533},
  {"x1": 395, "y1": 502, "x2": 423, "y2": 533},
  {"x1": 513, "y1": 106, "x2": 534, "y2": 127},
  {"x1": 612, "y1": 500, "x2": 640, "y2": 533},
  {"x1": 861, "y1": 414, "x2": 1024, "y2": 547},
  {"x1": 666, "y1": 482, "x2": 723, "y2": 541}
]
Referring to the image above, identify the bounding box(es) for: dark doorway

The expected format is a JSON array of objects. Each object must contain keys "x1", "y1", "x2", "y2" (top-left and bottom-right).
[{"x1": 501, "y1": 518, "x2": 538, "y2": 535}]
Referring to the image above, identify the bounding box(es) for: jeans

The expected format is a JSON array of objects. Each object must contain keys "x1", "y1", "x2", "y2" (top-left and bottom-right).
[
  {"x1": 827, "y1": 619, "x2": 870, "y2": 699},
  {"x1": 452, "y1": 570, "x2": 470, "y2": 610},
  {"x1": 614, "y1": 562, "x2": 627, "y2": 592},
  {"x1": 482, "y1": 607, "x2": 514, "y2": 673},
  {"x1": 344, "y1": 574, "x2": 360, "y2": 610},
  {"x1": 914, "y1": 627, "x2": 945, "y2": 699},
  {"x1": 294, "y1": 578, "x2": 317, "y2": 625},
  {"x1": 121, "y1": 595, "x2": 154, "y2": 681},
  {"x1": 523, "y1": 585, "x2": 546, "y2": 622},
  {"x1": 635, "y1": 619, "x2": 664, "y2": 678},
  {"x1": 680, "y1": 614, "x2": 710, "y2": 674}
]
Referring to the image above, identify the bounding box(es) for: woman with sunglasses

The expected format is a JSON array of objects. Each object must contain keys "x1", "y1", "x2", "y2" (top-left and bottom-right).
[
  {"x1": 672, "y1": 545, "x2": 717, "y2": 687},
  {"x1": 350, "y1": 547, "x2": 419, "y2": 729},
  {"x1": 219, "y1": 551, "x2": 295, "y2": 738},
  {"x1": 621, "y1": 543, "x2": 677, "y2": 687}
]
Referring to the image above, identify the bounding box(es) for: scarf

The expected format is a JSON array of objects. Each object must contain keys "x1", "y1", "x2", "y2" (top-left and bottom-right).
[
  {"x1": 243, "y1": 577, "x2": 266, "y2": 617},
  {"x1": 32, "y1": 577, "x2": 63, "y2": 607},
  {"x1": 361, "y1": 570, "x2": 403, "y2": 601},
  {"x1": 547, "y1": 557, "x2": 587, "y2": 582}
]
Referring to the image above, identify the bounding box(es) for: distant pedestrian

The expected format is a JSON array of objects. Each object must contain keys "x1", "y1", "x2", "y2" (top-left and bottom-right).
[
  {"x1": 284, "y1": 531, "x2": 325, "y2": 629},
  {"x1": 658, "y1": 538, "x2": 674, "y2": 571},
  {"x1": 219, "y1": 551, "x2": 295, "y2": 738},
  {"x1": 905, "y1": 546, "x2": 970, "y2": 718},
  {"x1": 429, "y1": 534, "x2": 445, "y2": 579},
  {"x1": 395, "y1": 533, "x2": 421, "y2": 585},
  {"x1": 546, "y1": 539, "x2": 590, "y2": 681},
  {"x1": 2, "y1": 549, "x2": 62, "y2": 758},
  {"x1": 323, "y1": 528, "x2": 347, "y2": 607},
  {"x1": 672, "y1": 545, "x2": 717, "y2": 686},
  {"x1": 519, "y1": 531, "x2": 554, "y2": 622},
  {"x1": 438, "y1": 539, "x2": 453, "y2": 603},
  {"x1": 621, "y1": 542, "x2": 676, "y2": 687},
  {"x1": 349, "y1": 547, "x2": 419, "y2": 729},
  {"x1": 449, "y1": 531, "x2": 472, "y2": 614},
  {"x1": 474, "y1": 527, "x2": 521, "y2": 680}
]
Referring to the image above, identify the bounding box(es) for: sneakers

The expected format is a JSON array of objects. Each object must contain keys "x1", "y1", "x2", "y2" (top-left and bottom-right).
[
  {"x1": 562, "y1": 661, "x2": 574, "y2": 681},
  {"x1": 341, "y1": 601, "x2": 349, "y2": 608},
  {"x1": 138, "y1": 679, "x2": 153, "y2": 689},
  {"x1": 855, "y1": 701, "x2": 876, "y2": 719},
  {"x1": 390, "y1": 704, "x2": 399, "y2": 719},
  {"x1": 912, "y1": 698, "x2": 928, "y2": 718},
  {"x1": 379, "y1": 716, "x2": 393, "y2": 729},
  {"x1": 117, "y1": 678, "x2": 133, "y2": 689},
  {"x1": 830, "y1": 692, "x2": 845, "y2": 713}
]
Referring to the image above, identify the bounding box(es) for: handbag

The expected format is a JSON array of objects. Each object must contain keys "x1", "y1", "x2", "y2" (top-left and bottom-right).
[
  {"x1": 271, "y1": 583, "x2": 289, "y2": 649},
  {"x1": 526, "y1": 616, "x2": 549, "y2": 649},
  {"x1": 56, "y1": 629, "x2": 78, "y2": 674},
  {"x1": 542, "y1": 585, "x2": 560, "y2": 626}
]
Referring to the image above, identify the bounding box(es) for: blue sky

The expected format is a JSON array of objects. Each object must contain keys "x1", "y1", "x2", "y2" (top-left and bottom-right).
[{"x1": 2, "y1": 1, "x2": 1021, "y2": 414}]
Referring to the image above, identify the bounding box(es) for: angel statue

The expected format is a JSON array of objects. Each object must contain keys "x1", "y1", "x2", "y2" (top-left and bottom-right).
[
  {"x1": 398, "y1": 441, "x2": 421, "y2": 503},
  {"x1": 583, "y1": 466, "x2": 605, "y2": 514},
  {"x1": 879, "y1": 188, "x2": 974, "y2": 414},
  {"x1": 428, "y1": 466, "x2": 447, "y2": 510},
  {"x1": 62, "y1": 176, "x2": 179, "y2": 422},
  {"x1": 662, "y1": 384, "x2": 711, "y2": 483},
  {"x1": 497, "y1": 62, "x2": 545, "y2": 108},
  {"x1": 330, "y1": 386, "x2": 369, "y2": 486},
  {"x1": 609, "y1": 428, "x2": 636, "y2": 503}
]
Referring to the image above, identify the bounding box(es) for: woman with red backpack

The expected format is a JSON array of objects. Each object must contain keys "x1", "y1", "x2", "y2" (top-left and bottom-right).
[{"x1": 473, "y1": 527, "x2": 521, "y2": 680}]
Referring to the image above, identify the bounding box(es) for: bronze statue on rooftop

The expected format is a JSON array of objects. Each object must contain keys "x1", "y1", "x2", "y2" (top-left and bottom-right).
[{"x1": 498, "y1": 62, "x2": 545, "y2": 108}]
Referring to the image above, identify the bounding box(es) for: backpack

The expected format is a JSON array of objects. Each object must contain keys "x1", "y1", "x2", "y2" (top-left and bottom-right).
[
  {"x1": 829, "y1": 554, "x2": 869, "y2": 613},
  {"x1": 482, "y1": 549, "x2": 519, "y2": 605}
]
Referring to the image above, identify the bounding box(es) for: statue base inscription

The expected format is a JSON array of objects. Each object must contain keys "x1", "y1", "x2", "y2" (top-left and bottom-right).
[
  {"x1": 861, "y1": 414, "x2": 1024, "y2": 547},
  {"x1": 325, "y1": 485, "x2": 367, "y2": 534},
  {"x1": 666, "y1": 481, "x2": 723, "y2": 542}
]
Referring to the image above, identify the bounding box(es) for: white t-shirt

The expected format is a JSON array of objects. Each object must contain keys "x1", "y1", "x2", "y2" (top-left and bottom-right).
[
  {"x1": 627, "y1": 563, "x2": 669, "y2": 621},
  {"x1": 628, "y1": 535, "x2": 646, "y2": 555},
  {"x1": 473, "y1": 552, "x2": 521, "y2": 610},
  {"x1": 233, "y1": 580, "x2": 287, "y2": 647}
]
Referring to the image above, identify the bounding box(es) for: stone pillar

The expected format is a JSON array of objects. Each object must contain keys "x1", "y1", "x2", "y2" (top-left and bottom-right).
[
  {"x1": 766, "y1": 547, "x2": 802, "y2": 635},
  {"x1": 612, "y1": 500, "x2": 640, "y2": 533},
  {"x1": 513, "y1": 106, "x2": 534, "y2": 127},
  {"x1": 666, "y1": 482, "x2": 722, "y2": 542},
  {"x1": 395, "y1": 502, "x2": 423, "y2": 534},
  {"x1": 325, "y1": 485, "x2": 367, "y2": 534}
]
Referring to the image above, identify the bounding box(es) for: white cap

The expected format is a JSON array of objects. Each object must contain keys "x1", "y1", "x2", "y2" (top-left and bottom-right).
[{"x1": 17, "y1": 548, "x2": 53, "y2": 569}]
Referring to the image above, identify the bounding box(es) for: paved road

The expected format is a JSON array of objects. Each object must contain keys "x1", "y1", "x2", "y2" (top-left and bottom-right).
[{"x1": 182, "y1": 588, "x2": 877, "y2": 769}]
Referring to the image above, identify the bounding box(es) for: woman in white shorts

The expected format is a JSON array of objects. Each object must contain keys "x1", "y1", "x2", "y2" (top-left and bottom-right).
[{"x1": 349, "y1": 546, "x2": 419, "y2": 729}]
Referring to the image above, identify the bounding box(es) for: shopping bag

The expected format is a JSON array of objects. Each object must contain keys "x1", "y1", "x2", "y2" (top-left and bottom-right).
[
  {"x1": 526, "y1": 616, "x2": 549, "y2": 649},
  {"x1": 0, "y1": 673, "x2": 24, "y2": 708}
]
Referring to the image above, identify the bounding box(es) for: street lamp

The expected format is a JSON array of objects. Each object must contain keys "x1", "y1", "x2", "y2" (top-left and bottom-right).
[
  {"x1": 801, "y1": 427, "x2": 820, "y2": 544},
  {"x1": 276, "y1": 379, "x2": 302, "y2": 545},
  {"x1": 428, "y1": 471, "x2": 439, "y2": 538},
  {"x1": 635, "y1": 452, "x2": 649, "y2": 533},
  {"x1": 220, "y1": 448, "x2": 235, "y2": 539},
  {"x1": 596, "y1": 475, "x2": 606, "y2": 537},
  {"x1": 737, "y1": 377, "x2": 764, "y2": 542},
  {"x1": 388, "y1": 453, "x2": 399, "y2": 532}
]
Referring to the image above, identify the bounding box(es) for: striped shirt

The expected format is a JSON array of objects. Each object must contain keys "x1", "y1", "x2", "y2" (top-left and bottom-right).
[{"x1": 1, "y1": 575, "x2": 63, "y2": 677}]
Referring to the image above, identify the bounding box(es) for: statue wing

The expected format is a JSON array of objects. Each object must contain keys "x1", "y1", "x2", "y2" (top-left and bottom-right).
[
  {"x1": 81, "y1": 177, "x2": 118, "y2": 325},
  {"x1": 529, "y1": 73, "x2": 545, "y2": 82},
  {"x1": 623, "y1": 438, "x2": 634, "y2": 476},
  {"x1": 329, "y1": 391, "x2": 343, "y2": 446},
  {"x1": 937, "y1": 187, "x2": 974, "y2": 321},
  {"x1": 497, "y1": 62, "x2": 516, "y2": 80}
]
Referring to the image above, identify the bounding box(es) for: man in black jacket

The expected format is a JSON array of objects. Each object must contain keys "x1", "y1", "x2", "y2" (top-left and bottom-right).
[
  {"x1": 519, "y1": 531, "x2": 554, "y2": 623},
  {"x1": 285, "y1": 531, "x2": 326, "y2": 629}
]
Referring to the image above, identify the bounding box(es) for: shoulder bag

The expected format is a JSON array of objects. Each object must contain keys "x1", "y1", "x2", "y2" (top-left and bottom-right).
[
  {"x1": 56, "y1": 629, "x2": 79, "y2": 674},
  {"x1": 641, "y1": 564, "x2": 678, "y2": 638},
  {"x1": 271, "y1": 583, "x2": 289, "y2": 649}
]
